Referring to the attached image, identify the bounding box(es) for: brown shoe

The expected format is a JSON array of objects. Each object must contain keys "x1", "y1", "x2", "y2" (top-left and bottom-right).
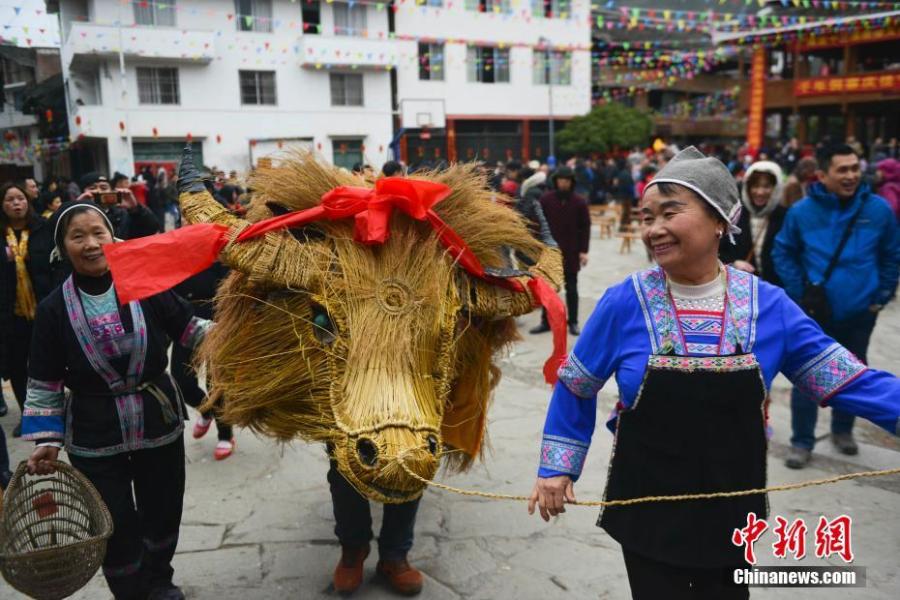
[
  {"x1": 376, "y1": 558, "x2": 423, "y2": 596},
  {"x1": 333, "y1": 544, "x2": 370, "y2": 595}
]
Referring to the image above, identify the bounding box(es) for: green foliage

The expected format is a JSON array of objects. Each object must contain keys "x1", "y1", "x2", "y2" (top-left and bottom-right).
[{"x1": 557, "y1": 103, "x2": 653, "y2": 155}]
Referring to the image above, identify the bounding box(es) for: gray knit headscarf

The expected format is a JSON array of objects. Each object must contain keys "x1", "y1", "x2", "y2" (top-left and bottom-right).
[{"x1": 644, "y1": 146, "x2": 742, "y2": 244}]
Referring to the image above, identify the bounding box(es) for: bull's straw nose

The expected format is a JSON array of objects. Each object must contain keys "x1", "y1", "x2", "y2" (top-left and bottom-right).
[{"x1": 383, "y1": 447, "x2": 438, "y2": 488}]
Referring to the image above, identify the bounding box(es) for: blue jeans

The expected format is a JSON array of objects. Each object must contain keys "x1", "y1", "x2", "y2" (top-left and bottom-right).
[
  {"x1": 790, "y1": 310, "x2": 877, "y2": 450},
  {"x1": 327, "y1": 461, "x2": 420, "y2": 561}
]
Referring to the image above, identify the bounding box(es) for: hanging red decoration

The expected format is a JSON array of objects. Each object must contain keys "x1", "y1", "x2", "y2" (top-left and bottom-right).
[
  {"x1": 317, "y1": 142, "x2": 322, "y2": 151},
  {"x1": 119, "y1": 121, "x2": 125, "y2": 132},
  {"x1": 216, "y1": 134, "x2": 222, "y2": 144},
  {"x1": 379, "y1": 145, "x2": 384, "y2": 153},
  {"x1": 249, "y1": 139, "x2": 257, "y2": 147},
  {"x1": 3, "y1": 131, "x2": 16, "y2": 142},
  {"x1": 152, "y1": 127, "x2": 159, "y2": 138},
  {"x1": 45, "y1": 109, "x2": 53, "y2": 123},
  {"x1": 75, "y1": 115, "x2": 82, "y2": 126},
  {"x1": 186, "y1": 133, "x2": 193, "y2": 142}
]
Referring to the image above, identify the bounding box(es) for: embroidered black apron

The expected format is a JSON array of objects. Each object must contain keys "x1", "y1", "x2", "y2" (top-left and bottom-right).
[{"x1": 599, "y1": 352, "x2": 768, "y2": 568}]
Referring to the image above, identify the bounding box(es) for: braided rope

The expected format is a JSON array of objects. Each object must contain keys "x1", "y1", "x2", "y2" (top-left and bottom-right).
[{"x1": 397, "y1": 456, "x2": 900, "y2": 507}]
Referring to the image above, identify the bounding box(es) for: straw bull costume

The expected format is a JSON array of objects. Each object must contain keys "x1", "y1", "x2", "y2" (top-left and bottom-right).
[{"x1": 106, "y1": 147, "x2": 567, "y2": 504}]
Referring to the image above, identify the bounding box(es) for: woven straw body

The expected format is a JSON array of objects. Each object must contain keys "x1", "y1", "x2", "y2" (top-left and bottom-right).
[
  {"x1": 0, "y1": 461, "x2": 113, "y2": 600},
  {"x1": 180, "y1": 152, "x2": 563, "y2": 504}
]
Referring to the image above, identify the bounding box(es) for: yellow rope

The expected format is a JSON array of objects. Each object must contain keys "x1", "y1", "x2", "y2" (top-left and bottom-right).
[{"x1": 397, "y1": 457, "x2": 900, "y2": 507}]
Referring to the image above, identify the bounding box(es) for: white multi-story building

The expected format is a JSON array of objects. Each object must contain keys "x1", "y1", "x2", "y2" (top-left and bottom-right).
[
  {"x1": 49, "y1": 0, "x2": 396, "y2": 176},
  {"x1": 47, "y1": 0, "x2": 592, "y2": 177},
  {"x1": 393, "y1": 0, "x2": 592, "y2": 165}
]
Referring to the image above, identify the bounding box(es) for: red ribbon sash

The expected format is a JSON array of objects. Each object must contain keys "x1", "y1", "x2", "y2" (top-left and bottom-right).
[{"x1": 104, "y1": 178, "x2": 567, "y2": 384}]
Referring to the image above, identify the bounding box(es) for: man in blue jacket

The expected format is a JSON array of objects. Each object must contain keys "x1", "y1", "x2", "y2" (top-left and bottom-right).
[{"x1": 774, "y1": 144, "x2": 900, "y2": 468}]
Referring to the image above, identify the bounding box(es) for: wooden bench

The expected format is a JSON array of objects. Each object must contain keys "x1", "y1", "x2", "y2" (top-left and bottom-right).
[
  {"x1": 598, "y1": 216, "x2": 617, "y2": 239},
  {"x1": 616, "y1": 231, "x2": 642, "y2": 253}
]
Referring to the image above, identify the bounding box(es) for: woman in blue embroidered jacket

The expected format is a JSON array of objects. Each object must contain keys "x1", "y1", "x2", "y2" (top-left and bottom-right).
[
  {"x1": 528, "y1": 148, "x2": 900, "y2": 600},
  {"x1": 22, "y1": 202, "x2": 210, "y2": 600}
]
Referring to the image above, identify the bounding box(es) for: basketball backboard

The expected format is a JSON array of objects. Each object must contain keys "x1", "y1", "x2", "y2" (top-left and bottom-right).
[{"x1": 400, "y1": 99, "x2": 446, "y2": 130}]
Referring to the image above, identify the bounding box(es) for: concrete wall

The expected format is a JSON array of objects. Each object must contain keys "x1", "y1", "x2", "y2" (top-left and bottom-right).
[{"x1": 59, "y1": 0, "x2": 394, "y2": 175}]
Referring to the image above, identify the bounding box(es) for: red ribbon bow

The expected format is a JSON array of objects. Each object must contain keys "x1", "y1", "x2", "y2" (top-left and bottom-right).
[{"x1": 104, "y1": 178, "x2": 567, "y2": 384}]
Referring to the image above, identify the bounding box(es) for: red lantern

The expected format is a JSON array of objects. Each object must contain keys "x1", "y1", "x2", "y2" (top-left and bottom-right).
[
  {"x1": 119, "y1": 121, "x2": 125, "y2": 132},
  {"x1": 3, "y1": 131, "x2": 16, "y2": 142},
  {"x1": 186, "y1": 133, "x2": 193, "y2": 142},
  {"x1": 152, "y1": 127, "x2": 159, "y2": 138},
  {"x1": 216, "y1": 134, "x2": 222, "y2": 144},
  {"x1": 249, "y1": 139, "x2": 257, "y2": 147},
  {"x1": 317, "y1": 142, "x2": 322, "y2": 151},
  {"x1": 75, "y1": 115, "x2": 82, "y2": 126},
  {"x1": 45, "y1": 109, "x2": 53, "y2": 123}
]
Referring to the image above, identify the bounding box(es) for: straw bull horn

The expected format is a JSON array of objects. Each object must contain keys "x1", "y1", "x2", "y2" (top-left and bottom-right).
[
  {"x1": 459, "y1": 222, "x2": 564, "y2": 319},
  {"x1": 176, "y1": 146, "x2": 322, "y2": 290}
]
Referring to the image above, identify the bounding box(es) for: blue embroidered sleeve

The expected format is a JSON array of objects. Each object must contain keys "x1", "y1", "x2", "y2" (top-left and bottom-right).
[
  {"x1": 21, "y1": 378, "x2": 65, "y2": 441},
  {"x1": 537, "y1": 286, "x2": 629, "y2": 480},
  {"x1": 779, "y1": 290, "x2": 900, "y2": 436},
  {"x1": 538, "y1": 383, "x2": 596, "y2": 481}
]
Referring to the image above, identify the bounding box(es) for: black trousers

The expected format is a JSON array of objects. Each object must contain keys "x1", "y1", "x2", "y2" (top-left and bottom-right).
[
  {"x1": 327, "y1": 461, "x2": 420, "y2": 561},
  {"x1": 5, "y1": 316, "x2": 32, "y2": 411},
  {"x1": 622, "y1": 547, "x2": 749, "y2": 600},
  {"x1": 540, "y1": 269, "x2": 580, "y2": 326},
  {"x1": 564, "y1": 269, "x2": 579, "y2": 325},
  {"x1": 170, "y1": 343, "x2": 232, "y2": 441},
  {"x1": 69, "y1": 438, "x2": 186, "y2": 600}
]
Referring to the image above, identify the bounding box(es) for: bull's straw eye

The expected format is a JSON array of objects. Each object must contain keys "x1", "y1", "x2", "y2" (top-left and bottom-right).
[
  {"x1": 427, "y1": 435, "x2": 439, "y2": 456},
  {"x1": 311, "y1": 305, "x2": 336, "y2": 345},
  {"x1": 356, "y1": 438, "x2": 379, "y2": 467}
]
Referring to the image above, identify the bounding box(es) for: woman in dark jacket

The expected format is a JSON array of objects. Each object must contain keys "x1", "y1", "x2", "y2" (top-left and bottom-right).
[
  {"x1": 0, "y1": 182, "x2": 54, "y2": 430},
  {"x1": 719, "y1": 161, "x2": 787, "y2": 286},
  {"x1": 24, "y1": 201, "x2": 209, "y2": 600}
]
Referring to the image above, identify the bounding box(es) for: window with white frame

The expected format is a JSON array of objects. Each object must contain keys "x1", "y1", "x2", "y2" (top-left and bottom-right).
[
  {"x1": 134, "y1": 0, "x2": 176, "y2": 26},
  {"x1": 530, "y1": 0, "x2": 570, "y2": 18},
  {"x1": 137, "y1": 67, "x2": 180, "y2": 105},
  {"x1": 330, "y1": 73, "x2": 364, "y2": 106},
  {"x1": 235, "y1": 0, "x2": 273, "y2": 33},
  {"x1": 467, "y1": 46, "x2": 510, "y2": 83},
  {"x1": 418, "y1": 43, "x2": 444, "y2": 81},
  {"x1": 533, "y1": 50, "x2": 571, "y2": 85},
  {"x1": 239, "y1": 70, "x2": 277, "y2": 105},
  {"x1": 464, "y1": 0, "x2": 510, "y2": 13},
  {"x1": 333, "y1": 3, "x2": 367, "y2": 36}
]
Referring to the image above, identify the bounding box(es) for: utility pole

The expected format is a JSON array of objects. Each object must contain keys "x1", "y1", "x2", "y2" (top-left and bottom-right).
[
  {"x1": 117, "y1": 2, "x2": 135, "y2": 176},
  {"x1": 538, "y1": 37, "x2": 555, "y2": 163}
]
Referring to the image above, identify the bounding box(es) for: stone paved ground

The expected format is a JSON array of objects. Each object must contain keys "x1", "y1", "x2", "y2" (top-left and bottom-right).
[{"x1": 2, "y1": 229, "x2": 899, "y2": 599}]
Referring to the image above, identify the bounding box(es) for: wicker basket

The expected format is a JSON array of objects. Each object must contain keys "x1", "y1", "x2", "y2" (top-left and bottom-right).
[{"x1": 0, "y1": 460, "x2": 113, "y2": 600}]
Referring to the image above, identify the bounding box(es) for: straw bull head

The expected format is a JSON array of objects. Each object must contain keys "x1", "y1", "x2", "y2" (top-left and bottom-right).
[{"x1": 179, "y1": 149, "x2": 562, "y2": 503}]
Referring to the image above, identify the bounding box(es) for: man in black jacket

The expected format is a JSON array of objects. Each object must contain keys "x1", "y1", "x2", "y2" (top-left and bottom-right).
[
  {"x1": 77, "y1": 172, "x2": 160, "y2": 240},
  {"x1": 531, "y1": 167, "x2": 591, "y2": 335}
]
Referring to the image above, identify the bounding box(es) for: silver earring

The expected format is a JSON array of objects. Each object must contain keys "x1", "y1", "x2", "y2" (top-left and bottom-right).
[{"x1": 716, "y1": 230, "x2": 724, "y2": 239}]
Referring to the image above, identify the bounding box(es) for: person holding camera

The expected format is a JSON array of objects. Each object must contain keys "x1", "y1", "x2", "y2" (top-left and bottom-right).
[
  {"x1": 773, "y1": 144, "x2": 900, "y2": 469},
  {"x1": 77, "y1": 172, "x2": 160, "y2": 240}
]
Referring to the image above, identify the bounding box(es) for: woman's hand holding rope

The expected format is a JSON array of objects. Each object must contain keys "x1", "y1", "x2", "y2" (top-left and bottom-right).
[{"x1": 528, "y1": 475, "x2": 576, "y2": 521}]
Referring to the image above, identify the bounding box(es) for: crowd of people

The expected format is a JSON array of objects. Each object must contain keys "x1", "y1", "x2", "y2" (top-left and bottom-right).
[{"x1": 0, "y1": 138, "x2": 898, "y2": 600}]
